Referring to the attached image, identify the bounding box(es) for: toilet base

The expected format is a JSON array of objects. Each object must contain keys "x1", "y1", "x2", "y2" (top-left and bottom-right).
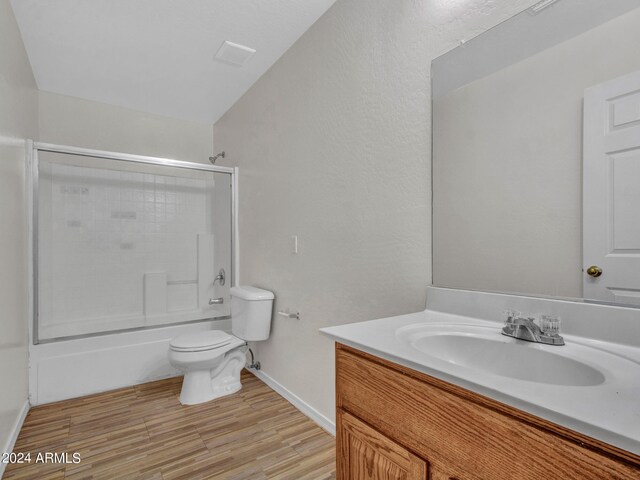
[{"x1": 178, "y1": 348, "x2": 246, "y2": 405}]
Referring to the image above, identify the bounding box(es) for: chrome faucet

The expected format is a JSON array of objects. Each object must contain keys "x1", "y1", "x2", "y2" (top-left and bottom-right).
[{"x1": 501, "y1": 311, "x2": 564, "y2": 346}]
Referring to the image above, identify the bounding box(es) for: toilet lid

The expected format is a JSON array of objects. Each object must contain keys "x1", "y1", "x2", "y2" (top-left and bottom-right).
[{"x1": 170, "y1": 330, "x2": 233, "y2": 352}]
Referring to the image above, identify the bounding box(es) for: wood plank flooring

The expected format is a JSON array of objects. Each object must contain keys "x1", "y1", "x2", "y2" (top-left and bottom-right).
[{"x1": 4, "y1": 371, "x2": 336, "y2": 480}]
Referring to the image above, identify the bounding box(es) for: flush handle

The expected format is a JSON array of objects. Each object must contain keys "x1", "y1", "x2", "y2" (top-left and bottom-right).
[
  {"x1": 213, "y1": 268, "x2": 225, "y2": 286},
  {"x1": 586, "y1": 265, "x2": 603, "y2": 278},
  {"x1": 209, "y1": 297, "x2": 224, "y2": 305}
]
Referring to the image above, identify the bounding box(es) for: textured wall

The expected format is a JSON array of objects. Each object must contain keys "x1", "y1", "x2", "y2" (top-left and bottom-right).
[
  {"x1": 38, "y1": 91, "x2": 213, "y2": 163},
  {"x1": 213, "y1": 0, "x2": 537, "y2": 422},
  {"x1": 0, "y1": 0, "x2": 38, "y2": 456},
  {"x1": 433, "y1": 8, "x2": 640, "y2": 299}
]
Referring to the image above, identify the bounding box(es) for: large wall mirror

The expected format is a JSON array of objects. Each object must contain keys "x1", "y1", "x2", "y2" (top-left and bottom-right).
[{"x1": 432, "y1": 0, "x2": 640, "y2": 307}]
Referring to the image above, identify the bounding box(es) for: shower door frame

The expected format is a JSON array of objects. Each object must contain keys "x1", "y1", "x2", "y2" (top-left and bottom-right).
[{"x1": 29, "y1": 140, "x2": 238, "y2": 345}]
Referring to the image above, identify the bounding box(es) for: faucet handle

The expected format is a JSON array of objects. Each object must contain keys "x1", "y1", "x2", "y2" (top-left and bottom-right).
[
  {"x1": 503, "y1": 309, "x2": 521, "y2": 323},
  {"x1": 540, "y1": 314, "x2": 561, "y2": 336}
]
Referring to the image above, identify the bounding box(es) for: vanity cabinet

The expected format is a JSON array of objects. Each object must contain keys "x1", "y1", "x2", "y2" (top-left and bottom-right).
[
  {"x1": 335, "y1": 343, "x2": 640, "y2": 480},
  {"x1": 338, "y1": 410, "x2": 428, "y2": 479}
]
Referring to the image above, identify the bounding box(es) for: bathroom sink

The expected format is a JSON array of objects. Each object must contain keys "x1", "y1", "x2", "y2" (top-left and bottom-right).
[
  {"x1": 396, "y1": 324, "x2": 606, "y2": 386},
  {"x1": 322, "y1": 307, "x2": 640, "y2": 454}
]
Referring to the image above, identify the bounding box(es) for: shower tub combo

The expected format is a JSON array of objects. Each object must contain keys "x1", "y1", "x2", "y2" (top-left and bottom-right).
[{"x1": 27, "y1": 141, "x2": 238, "y2": 405}]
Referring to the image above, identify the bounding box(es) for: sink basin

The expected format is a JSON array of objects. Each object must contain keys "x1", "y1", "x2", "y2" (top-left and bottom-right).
[
  {"x1": 396, "y1": 324, "x2": 606, "y2": 386},
  {"x1": 322, "y1": 308, "x2": 640, "y2": 454}
]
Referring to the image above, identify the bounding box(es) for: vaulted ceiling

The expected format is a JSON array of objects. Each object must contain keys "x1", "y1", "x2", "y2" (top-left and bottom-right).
[{"x1": 10, "y1": 0, "x2": 337, "y2": 124}]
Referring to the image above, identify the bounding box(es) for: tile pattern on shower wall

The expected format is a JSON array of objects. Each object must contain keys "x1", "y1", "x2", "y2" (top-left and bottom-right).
[{"x1": 39, "y1": 163, "x2": 209, "y2": 330}]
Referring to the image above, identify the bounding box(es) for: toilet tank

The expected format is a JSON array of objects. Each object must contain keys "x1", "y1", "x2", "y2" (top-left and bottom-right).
[{"x1": 230, "y1": 286, "x2": 274, "y2": 341}]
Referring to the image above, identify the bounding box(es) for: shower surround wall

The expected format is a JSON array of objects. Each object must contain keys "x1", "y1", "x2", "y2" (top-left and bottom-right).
[
  {"x1": 37, "y1": 160, "x2": 223, "y2": 340},
  {"x1": 213, "y1": 0, "x2": 538, "y2": 427},
  {"x1": 29, "y1": 149, "x2": 234, "y2": 404}
]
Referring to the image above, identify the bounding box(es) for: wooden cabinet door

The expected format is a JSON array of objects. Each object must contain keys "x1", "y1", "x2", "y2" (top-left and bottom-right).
[{"x1": 337, "y1": 409, "x2": 428, "y2": 480}]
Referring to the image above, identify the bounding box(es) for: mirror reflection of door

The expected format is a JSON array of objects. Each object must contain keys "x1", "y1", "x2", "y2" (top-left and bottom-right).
[{"x1": 583, "y1": 70, "x2": 640, "y2": 306}]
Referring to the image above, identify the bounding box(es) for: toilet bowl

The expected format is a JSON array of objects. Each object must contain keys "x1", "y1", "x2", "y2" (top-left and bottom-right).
[{"x1": 168, "y1": 285, "x2": 274, "y2": 405}]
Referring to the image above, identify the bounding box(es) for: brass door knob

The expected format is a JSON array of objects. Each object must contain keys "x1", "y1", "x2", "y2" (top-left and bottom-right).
[{"x1": 586, "y1": 265, "x2": 603, "y2": 278}]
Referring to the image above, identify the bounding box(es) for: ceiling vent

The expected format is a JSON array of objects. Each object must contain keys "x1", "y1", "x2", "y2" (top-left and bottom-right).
[{"x1": 215, "y1": 41, "x2": 256, "y2": 67}]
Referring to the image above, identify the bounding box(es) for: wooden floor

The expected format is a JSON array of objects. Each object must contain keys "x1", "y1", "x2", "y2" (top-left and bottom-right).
[{"x1": 4, "y1": 371, "x2": 336, "y2": 480}]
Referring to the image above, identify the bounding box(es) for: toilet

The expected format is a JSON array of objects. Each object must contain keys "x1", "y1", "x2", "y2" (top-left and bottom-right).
[{"x1": 168, "y1": 285, "x2": 274, "y2": 405}]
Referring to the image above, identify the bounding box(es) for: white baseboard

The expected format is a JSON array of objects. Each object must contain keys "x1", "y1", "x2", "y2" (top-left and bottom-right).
[
  {"x1": 249, "y1": 368, "x2": 336, "y2": 437},
  {"x1": 1, "y1": 400, "x2": 30, "y2": 478}
]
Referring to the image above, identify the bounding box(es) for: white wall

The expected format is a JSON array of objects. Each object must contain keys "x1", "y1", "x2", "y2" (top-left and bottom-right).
[
  {"x1": 38, "y1": 91, "x2": 213, "y2": 163},
  {"x1": 213, "y1": 0, "x2": 537, "y2": 423},
  {"x1": 433, "y1": 8, "x2": 640, "y2": 299},
  {"x1": 0, "y1": 0, "x2": 38, "y2": 460}
]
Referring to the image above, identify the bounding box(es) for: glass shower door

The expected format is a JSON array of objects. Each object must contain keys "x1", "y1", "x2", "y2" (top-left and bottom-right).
[{"x1": 35, "y1": 149, "x2": 233, "y2": 342}]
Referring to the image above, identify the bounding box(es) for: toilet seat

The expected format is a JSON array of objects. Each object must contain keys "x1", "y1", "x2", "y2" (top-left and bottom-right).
[{"x1": 169, "y1": 330, "x2": 236, "y2": 353}]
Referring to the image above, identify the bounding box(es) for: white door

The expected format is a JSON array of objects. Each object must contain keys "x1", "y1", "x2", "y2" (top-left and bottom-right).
[{"x1": 584, "y1": 70, "x2": 640, "y2": 305}]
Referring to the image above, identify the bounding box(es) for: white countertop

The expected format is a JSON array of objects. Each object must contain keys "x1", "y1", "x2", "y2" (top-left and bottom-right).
[{"x1": 321, "y1": 309, "x2": 640, "y2": 455}]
